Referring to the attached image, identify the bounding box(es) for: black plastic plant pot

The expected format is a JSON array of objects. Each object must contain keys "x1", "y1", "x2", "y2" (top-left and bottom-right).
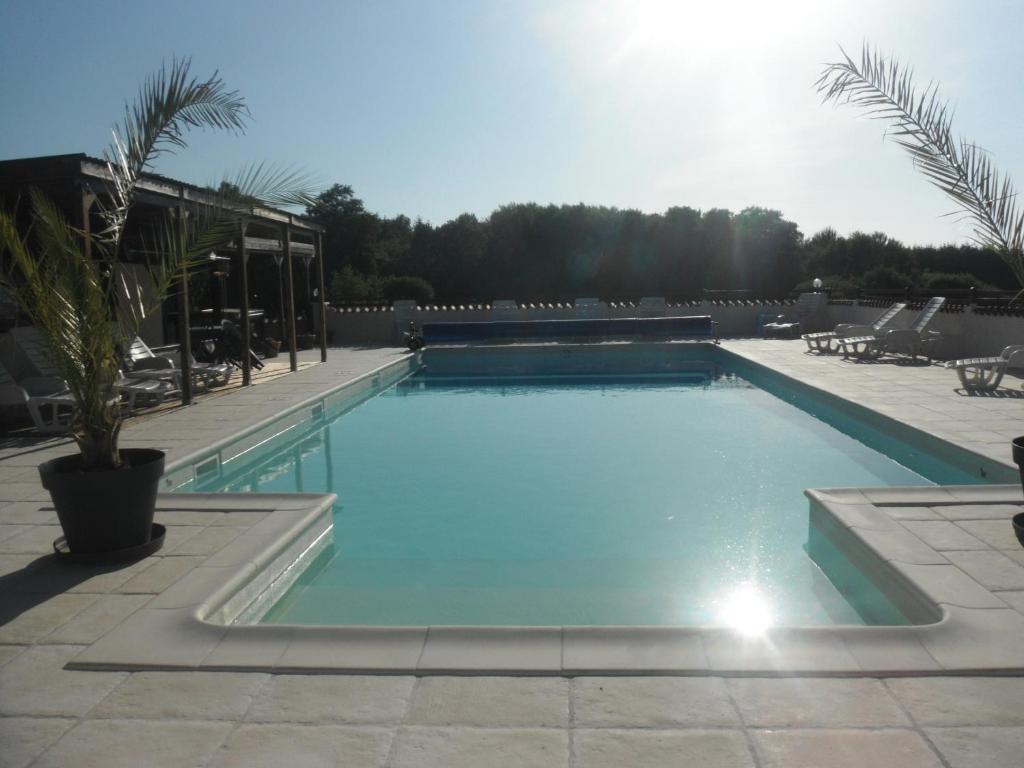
[{"x1": 39, "y1": 448, "x2": 165, "y2": 558}]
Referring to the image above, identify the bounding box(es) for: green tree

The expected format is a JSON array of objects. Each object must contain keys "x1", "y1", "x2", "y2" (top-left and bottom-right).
[{"x1": 328, "y1": 265, "x2": 376, "y2": 303}]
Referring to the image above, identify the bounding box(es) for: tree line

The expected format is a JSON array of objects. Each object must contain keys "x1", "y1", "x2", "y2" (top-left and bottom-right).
[{"x1": 305, "y1": 183, "x2": 1017, "y2": 304}]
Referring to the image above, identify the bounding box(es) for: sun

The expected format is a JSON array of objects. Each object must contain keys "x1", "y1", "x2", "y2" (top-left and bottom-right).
[{"x1": 606, "y1": 0, "x2": 815, "y2": 70}]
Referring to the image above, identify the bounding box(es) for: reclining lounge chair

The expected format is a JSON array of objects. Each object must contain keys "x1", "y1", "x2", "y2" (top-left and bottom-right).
[
  {"x1": 837, "y1": 297, "x2": 945, "y2": 362},
  {"x1": 802, "y1": 302, "x2": 906, "y2": 353},
  {"x1": 0, "y1": 363, "x2": 75, "y2": 433},
  {"x1": 127, "y1": 336, "x2": 233, "y2": 389},
  {"x1": 946, "y1": 345, "x2": 1024, "y2": 391}
]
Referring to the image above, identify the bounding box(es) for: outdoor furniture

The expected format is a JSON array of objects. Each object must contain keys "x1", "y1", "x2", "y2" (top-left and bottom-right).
[
  {"x1": 128, "y1": 336, "x2": 233, "y2": 388},
  {"x1": 218, "y1": 319, "x2": 265, "y2": 371},
  {"x1": 802, "y1": 302, "x2": 906, "y2": 353},
  {"x1": 0, "y1": 382, "x2": 75, "y2": 433},
  {"x1": 0, "y1": 364, "x2": 74, "y2": 433},
  {"x1": 762, "y1": 293, "x2": 820, "y2": 338},
  {"x1": 946, "y1": 345, "x2": 1024, "y2": 391},
  {"x1": 837, "y1": 297, "x2": 946, "y2": 361},
  {"x1": 0, "y1": 356, "x2": 182, "y2": 433},
  {"x1": 116, "y1": 372, "x2": 181, "y2": 410}
]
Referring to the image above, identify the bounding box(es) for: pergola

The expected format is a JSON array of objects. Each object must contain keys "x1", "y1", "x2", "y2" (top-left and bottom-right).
[{"x1": 0, "y1": 153, "x2": 327, "y2": 405}]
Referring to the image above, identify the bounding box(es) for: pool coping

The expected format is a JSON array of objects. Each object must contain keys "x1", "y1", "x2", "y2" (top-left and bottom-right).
[
  {"x1": 64, "y1": 486, "x2": 1024, "y2": 675},
  {"x1": 158, "y1": 353, "x2": 421, "y2": 492},
  {"x1": 64, "y1": 341, "x2": 1024, "y2": 676}
]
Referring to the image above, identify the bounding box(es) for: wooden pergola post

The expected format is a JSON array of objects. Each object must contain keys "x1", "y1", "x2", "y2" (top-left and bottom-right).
[
  {"x1": 238, "y1": 219, "x2": 252, "y2": 386},
  {"x1": 317, "y1": 230, "x2": 327, "y2": 362},
  {"x1": 79, "y1": 186, "x2": 96, "y2": 261},
  {"x1": 283, "y1": 223, "x2": 298, "y2": 372},
  {"x1": 176, "y1": 198, "x2": 193, "y2": 406}
]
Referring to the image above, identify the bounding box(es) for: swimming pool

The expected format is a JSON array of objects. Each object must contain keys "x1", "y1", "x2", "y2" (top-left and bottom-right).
[{"x1": 183, "y1": 343, "x2": 993, "y2": 628}]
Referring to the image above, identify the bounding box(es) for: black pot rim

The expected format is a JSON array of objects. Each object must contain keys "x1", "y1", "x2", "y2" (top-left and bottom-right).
[{"x1": 39, "y1": 448, "x2": 165, "y2": 479}]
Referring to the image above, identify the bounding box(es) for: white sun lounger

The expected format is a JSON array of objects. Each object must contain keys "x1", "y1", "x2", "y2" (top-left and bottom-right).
[
  {"x1": 128, "y1": 336, "x2": 233, "y2": 389},
  {"x1": 0, "y1": 364, "x2": 75, "y2": 433},
  {"x1": 837, "y1": 297, "x2": 945, "y2": 361},
  {"x1": 802, "y1": 302, "x2": 906, "y2": 353},
  {"x1": 945, "y1": 345, "x2": 1024, "y2": 391},
  {"x1": 116, "y1": 371, "x2": 181, "y2": 410}
]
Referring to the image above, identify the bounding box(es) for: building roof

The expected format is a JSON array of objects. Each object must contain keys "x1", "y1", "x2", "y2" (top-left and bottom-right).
[{"x1": 0, "y1": 153, "x2": 322, "y2": 234}]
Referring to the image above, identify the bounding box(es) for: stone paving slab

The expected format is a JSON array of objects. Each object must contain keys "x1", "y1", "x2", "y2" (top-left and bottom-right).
[
  {"x1": 91, "y1": 670, "x2": 268, "y2": 721},
  {"x1": 574, "y1": 729, "x2": 754, "y2": 768},
  {"x1": 572, "y1": 677, "x2": 738, "y2": 728},
  {"x1": 0, "y1": 716, "x2": 75, "y2": 768},
  {"x1": 31, "y1": 719, "x2": 233, "y2": 768},
  {"x1": 390, "y1": 726, "x2": 568, "y2": 768},
  {"x1": 0, "y1": 644, "x2": 126, "y2": 717},
  {"x1": 245, "y1": 675, "x2": 414, "y2": 725},
  {"x1": 885, "y1": 678, "x2": 1024, "y2": 726},
  {"x1": 924, "y1": 726, "x2": 1024, "y2": 768},
  {"x1": 752, "y1": 729, "x2": 943, "y2": 768},
  {"x1": 728, "y1": 678, "x2": 909, "y2": 728},
  {"x1": 208, "y1": 724, "x2": 393, "y2": 768},
  {"x1": 406, "y1": 676, "x2": 569, "y2": 728}
]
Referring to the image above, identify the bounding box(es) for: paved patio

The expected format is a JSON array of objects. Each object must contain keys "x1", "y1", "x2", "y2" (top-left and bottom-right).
[{"x1": 2, "y1": 341, "x2": 1024, "y2": 767}]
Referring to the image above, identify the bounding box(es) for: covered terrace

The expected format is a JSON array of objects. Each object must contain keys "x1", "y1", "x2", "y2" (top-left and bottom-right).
[{"x1": 0, "y1": 153, "x2": 328, "y2": 406}]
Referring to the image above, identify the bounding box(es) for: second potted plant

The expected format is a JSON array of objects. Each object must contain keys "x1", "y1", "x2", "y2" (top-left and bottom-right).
[{"x1": 0, "y1": 59, "x2": 313, "y2": 561}]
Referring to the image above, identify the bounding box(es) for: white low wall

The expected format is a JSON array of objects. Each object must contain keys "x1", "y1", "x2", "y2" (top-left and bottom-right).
[
  {"x1": 325, "y1": 299, "x2": 807, "y2": 346},
  {"x1": 324, "y1": 297, "x2": 1024, "y2": 360}
]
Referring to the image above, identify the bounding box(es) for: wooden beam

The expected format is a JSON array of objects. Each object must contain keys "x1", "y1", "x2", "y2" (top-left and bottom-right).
[
  {"x1": 225, "y1": 236, "x2": 315, "y2": 255},
  {"x1": 76, "y1": 157, "x2": 323, "y2": 233},
  {"x1": 283, "y1": 223, "x2": 298, "y2": 372},
  {"x1": 239, "y1": 219, "x2": 252, "y2": 387},
  {"x1": 317, "y1": 231, "x2": 327, "y2": 363},
  {"x1": 176, "y1": 200, "x2": 193, "y2": 406}
]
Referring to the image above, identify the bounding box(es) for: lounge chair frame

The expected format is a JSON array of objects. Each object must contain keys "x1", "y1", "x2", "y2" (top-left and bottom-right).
[
  {"x1": 946, "y1": 345, "x2": 1024, "y2": 391},
  {"x1": 837, "y1": 297, "x2": 946, "y2": 362},
  {"x1": 802, "y1": 302, "x2": 906, "y2": 353}
]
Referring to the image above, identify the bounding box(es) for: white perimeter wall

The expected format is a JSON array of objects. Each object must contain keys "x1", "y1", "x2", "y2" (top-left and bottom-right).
[{"x1": 323, "y1": 296, "x2": 1024, "y2": 361}]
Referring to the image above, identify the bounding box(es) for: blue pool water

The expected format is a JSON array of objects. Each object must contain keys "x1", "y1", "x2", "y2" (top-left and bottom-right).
[{"x1": 195, "y1": 351, "x2": 983, "y2": 627}]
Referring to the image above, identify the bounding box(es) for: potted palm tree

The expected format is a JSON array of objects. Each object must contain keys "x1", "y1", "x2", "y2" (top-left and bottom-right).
[
  {"x1": 817, "y1": 43, "x2": 1024, "y2": 547},
  {"x1": 0, "y1": 59, "x2": 314, "y2": 560}
]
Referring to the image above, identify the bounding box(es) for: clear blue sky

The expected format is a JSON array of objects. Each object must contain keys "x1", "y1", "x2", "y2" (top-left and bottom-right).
[{"x1": 1, "y1": 0, "x2": 1021, "y2": 245}]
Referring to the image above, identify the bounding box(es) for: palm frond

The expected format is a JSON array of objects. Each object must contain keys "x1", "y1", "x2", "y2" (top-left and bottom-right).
[
  {"x1": 222, "y1": 162, "x2": 322, "y2": 210},
  {"x1": 816, "y1": 43, "x2": 1024, "y2": 288},
  {"x1": 96, "y1": 57, "x2": 249, "y2": 249}
]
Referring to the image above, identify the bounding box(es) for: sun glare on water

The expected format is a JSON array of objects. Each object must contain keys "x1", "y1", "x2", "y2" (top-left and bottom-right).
[{"x1": 718, "y1": 582, "x2": 774, "y2": 636}]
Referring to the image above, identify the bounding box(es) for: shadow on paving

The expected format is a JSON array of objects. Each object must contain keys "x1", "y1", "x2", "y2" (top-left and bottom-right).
[
  {"x1": 956, "y1": 387, "x2": 1024, "y2": 399},
  {"x1": 0, "y1": 552, "x2": 133, "y2": 626}
]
